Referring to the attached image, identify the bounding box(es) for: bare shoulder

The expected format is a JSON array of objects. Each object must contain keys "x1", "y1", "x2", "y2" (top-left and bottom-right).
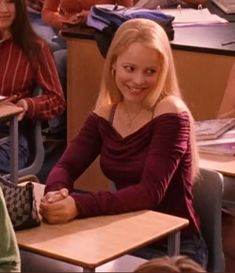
[
  {"x1": 154, "y1": 96, "x2": 188, "y2": 118},
  {"x1": 94, "y1": 104, "x2": 113, "y2": 121}
]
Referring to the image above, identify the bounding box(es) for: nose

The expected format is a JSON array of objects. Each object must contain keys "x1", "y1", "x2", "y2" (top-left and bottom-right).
[
  {"x1": 133, "y1": 71, "x2": 146, "y2": 85},
  {"x1": 0, "y1": 1, "x2": 9, "y2": 12}
]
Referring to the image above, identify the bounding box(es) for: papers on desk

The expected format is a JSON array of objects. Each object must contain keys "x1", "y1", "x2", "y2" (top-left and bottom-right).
[
  {"x1": 0, "y1": 95, "x2": 7, "y2": 102},
  {"x1": 0, "y1": 94, "x2": 19, "y2": 103},
  {"x1": 161, "y1": 8, "x2": 228, "y2": 27},
  {"x1": 196, "y1": 121, "x2": 235, "y2": 156},
  {"x1": 195, "y1": 118, "x2": 235, "y2": 140}
]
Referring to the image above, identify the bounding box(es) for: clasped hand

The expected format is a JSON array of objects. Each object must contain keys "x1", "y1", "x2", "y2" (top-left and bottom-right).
[
  {"x1": 40, "y1": 188, "x2": 78, "y2": 224},
  {"x1": 62, "y1": 10, "x2": 89, "y2": 26}
]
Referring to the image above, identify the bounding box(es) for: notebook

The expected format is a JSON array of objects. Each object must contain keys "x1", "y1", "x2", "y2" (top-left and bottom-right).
[
  {"x1": 161, "y1": 7, "x2": 228, "y2": 26},
  {"x1": 211, "y1": 0, "x2": 235, "y2": 14}
]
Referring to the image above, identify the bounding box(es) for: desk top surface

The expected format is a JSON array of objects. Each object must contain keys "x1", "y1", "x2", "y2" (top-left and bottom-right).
[
  {"x1": 16, "y1": 183, "x2": 188, "y2": 269},
  {"x1": 0, "y1": 103, "x2": 23, "y2": 119},
  {"x1": 199, "y1": 153, "x2": 235, "y2": 177},
  {"x1": 171, "y1": 22, "x2": 235, "y2": 55}
]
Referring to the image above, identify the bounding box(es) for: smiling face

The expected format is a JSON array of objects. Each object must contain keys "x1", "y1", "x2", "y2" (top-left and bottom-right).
[
  {"x1": 113, "y1": 42, "x2": 160, "y2": 104},
  {"x1": 0, "y1": 0, "x2": 15, "y2": 38}
]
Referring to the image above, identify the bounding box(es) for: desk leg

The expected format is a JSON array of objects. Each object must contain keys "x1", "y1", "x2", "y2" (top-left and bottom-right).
[
  {"x1": 9, "y1": 115, "x2": 18, "y2": 184},
  {"x1": 82, "y1": 267, "x2": 95, "y2": 272},
  {"x1": 167, "y1": 231, "x2": 180, "y2": 256}
]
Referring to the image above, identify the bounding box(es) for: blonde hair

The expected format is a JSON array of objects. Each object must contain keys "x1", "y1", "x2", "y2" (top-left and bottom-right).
[
  {"x1": 95, "y1": 18, "x2": 199, "y2": 179},
  {"x1": 134, "y1": 256, "x2": 206, "y2": 272},
  {"x1": 96, "y1": 18, "x2": 181, "y2": 109}
]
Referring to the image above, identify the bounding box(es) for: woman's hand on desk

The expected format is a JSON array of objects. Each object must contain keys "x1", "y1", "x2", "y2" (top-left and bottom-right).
[
  {"x1": 62, "y1": 10, "x2": 89, "y2": 27},
  {"x1": 40, "y1": 189, "x2": 79, "y2": 224}
]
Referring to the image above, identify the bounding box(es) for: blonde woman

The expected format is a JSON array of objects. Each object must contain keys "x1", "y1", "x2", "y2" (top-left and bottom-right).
[{"x1": 40, "y1": 18, "x2": 207, "y2": 267}]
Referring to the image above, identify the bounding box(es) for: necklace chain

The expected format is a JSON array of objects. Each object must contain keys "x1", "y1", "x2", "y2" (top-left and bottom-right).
[{"x1": 126, "y1": 107, "x2": 144, "y2": 128}]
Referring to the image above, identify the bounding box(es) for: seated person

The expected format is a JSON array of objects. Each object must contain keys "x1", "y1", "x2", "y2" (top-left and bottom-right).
[
  {"x1": 217, "y1": 62, "x2": 235, "y2": 118},
  {"x1": 0, "y1": 0, "x2": 65, "y2": 174},
  {"x1": 40, "y1": 18, "x2": 208, "y2": 268},
  {"x1": 26, "y1": 0, "x2": 67, "y2": 138},
  {"x1": 26, "y1": 0, "x2": 66, "y2": 50},
  {"x1": 133, "y1": 256, "x2": 206, "y2": 272},
  {"x1": 0, "y1": 188, "x2": 21, "y2": 272}
]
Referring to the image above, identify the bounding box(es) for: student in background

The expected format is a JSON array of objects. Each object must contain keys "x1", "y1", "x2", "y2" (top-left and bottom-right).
[
  {"x1": 40, "y1": 18, "x2": 207, "y2": 267},
  {"x1": 0, "y1": 188, "x2": 21, "y2": 272},
  {"x1": 40, "y1": 0, "x2": 134, "y2": 137},
  {"x1": 133, "y1": 256, "x2": 206, "y2": 272},
  {"x1": 217, "y1": 62, "x2": 235, "y2": 119},
  {"x1": 26, "y1": 0, "x2": 67, "y2": 139},
  {"x1": 0, "y1": 0, "x2": 65, "y2": 174},
  {"x1": 26, "y1": 0, "x2": 65, "y2": 50}
]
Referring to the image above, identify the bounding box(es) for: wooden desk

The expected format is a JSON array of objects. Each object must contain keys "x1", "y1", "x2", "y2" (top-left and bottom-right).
[
  {"x1": 199, "y1": 153, "x2": 235, "y2": 177},
  {"x1": 0, "y1": 103, "x2": 23, "y2": 183},
  {"x1": 16, "y1": 183, "x2": 189, "y2": 272}
]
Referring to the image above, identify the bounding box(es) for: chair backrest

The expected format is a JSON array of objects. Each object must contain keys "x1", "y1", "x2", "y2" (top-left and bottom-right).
[
  {"x1": 193, "y1": 167, "x2": 225, "y2": 272},
  {"x1": 3, "y1": 86, "x2": 45, "y2": 180},
  {"x1": 18, "y1": 86, "x2": 45, "y2": 178}
]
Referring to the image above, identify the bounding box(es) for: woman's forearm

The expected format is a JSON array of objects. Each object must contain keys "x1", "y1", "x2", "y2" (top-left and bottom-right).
[
  {"x1": 42, "y1": 0, "x2": 64, "y2": 29},
  {"x1": 42, "y1": 10, "x2": 65, "y2": 29}
]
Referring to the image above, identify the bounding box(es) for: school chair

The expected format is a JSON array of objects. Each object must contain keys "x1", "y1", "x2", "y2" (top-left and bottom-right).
[
  {"x1": 193, "y1": 167, "x2": 225, "y2": 272},
  {"x1": 1, "y1": 86, "x2": 45, "y2": 183}
]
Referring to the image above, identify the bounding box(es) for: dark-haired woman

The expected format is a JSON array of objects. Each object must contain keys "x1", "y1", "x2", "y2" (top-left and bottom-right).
[{"x1": 0, "y1": 0, "x2": 65, "y2": 174}]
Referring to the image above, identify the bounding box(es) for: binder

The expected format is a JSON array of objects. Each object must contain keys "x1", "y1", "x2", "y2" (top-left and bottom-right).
[
  {"x1": 134, "y1": 1, "x2": 228, "y2": 26},
  {"x1": 160, "y1": 7, "x2": 228, "y2": 26}
]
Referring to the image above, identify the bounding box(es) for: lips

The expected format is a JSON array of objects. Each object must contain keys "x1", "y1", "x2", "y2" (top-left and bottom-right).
[
  {"x1": 128, "y1": 86, "x2": 146, "y2": 95},
  {"x1": 0, "y1": 16, "x2": 11, "y2": 20}
]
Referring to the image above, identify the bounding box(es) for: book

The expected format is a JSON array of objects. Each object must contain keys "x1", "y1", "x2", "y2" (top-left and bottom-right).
[
  {"x1": 195, "y1": 118, "x2": 235, "y2": 140},
  {"x1": 211, "y1": 0, "x2": 235, "y2": 14}
]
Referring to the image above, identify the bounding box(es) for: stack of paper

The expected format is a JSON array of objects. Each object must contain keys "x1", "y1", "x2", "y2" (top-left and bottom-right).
[
  {"x1": 196, "y1": 120, "x2": 235, "y2": 156},
  {"x1": 195, "y1": 118, "x2": 235, "y2": 141}
]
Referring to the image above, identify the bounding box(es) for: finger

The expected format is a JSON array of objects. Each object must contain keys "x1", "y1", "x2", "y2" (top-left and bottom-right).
[
  {"x1": 43, "y1": 191, "x2": 63, "y2": 203},
  {"x1": 60, "y1": 188, "x2": 69, "y2": 197}
]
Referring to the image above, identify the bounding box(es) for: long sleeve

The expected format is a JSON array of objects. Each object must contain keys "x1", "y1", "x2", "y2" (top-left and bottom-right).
[
  {"x1": 24, "y1": 41, "x2": 65, "y2": 120},
  {"x1": 45, "y1": 113, "x2": 103, "y2": 192},
  {"x1": 0, "y1": 189, "x2": 21, "y2": 272},
  {"x1": 0, "y1": 39, "x2": 65, "y2": 120},
  {"x1": 72, "y1": 113, "x2": 192, "y2": 217}
]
